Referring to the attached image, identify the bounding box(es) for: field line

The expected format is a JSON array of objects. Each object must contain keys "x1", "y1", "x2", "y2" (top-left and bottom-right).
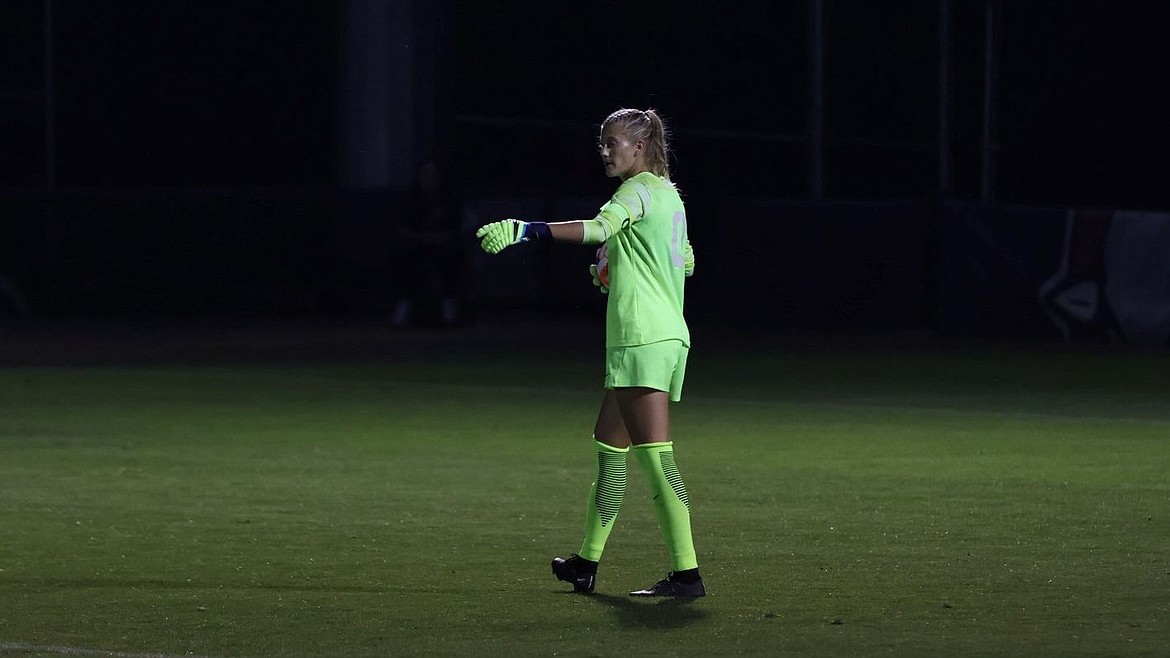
[{"x1": 0, "y1": 642, "x2": 215, "y2": 658}]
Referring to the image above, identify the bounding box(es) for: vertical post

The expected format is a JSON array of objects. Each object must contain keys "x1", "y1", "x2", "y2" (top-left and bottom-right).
[
  {"x1": 44, "y1": 0, "x2": 56, "y2": 190},
  {"x1": 980, "y1": 0, "x2": 999, "y2": 203},
  {"x1": 338, "y1": 0, "x2": 419, "y2": 191},
  {"x1": 410, "y1": 0, "x2": 451, "y2": 163},
  {"x1": 808, "y1": 0, "x2": 825, "y2": 200},
  {"x1": 937, "y1": 0, "x2": 952, "y2": 199}
]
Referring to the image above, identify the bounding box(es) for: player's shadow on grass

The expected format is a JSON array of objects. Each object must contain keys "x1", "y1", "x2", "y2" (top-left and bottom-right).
[{"x1": 585, "y1": 593, "x2": 710, "y2": 629}]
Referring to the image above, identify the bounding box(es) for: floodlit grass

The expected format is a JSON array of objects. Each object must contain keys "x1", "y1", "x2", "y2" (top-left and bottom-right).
[{"x1": 1, "y1": 326, "x2": 1168, "y2": 656}]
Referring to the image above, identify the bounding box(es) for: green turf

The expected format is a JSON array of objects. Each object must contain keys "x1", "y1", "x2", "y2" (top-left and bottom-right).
[{"x1": 1, "y1": 332, "x2": 1168, "y2": 656}]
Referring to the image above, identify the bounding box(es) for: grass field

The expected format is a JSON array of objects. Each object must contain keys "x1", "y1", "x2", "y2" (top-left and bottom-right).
[{"x1": 1, "y1": 319, "x2": 1168, "y2": 657}]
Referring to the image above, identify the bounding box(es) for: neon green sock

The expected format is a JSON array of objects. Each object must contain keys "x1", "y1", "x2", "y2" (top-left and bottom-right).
[
  {"x1": 634, "y1": 441, "x2": 699, "y2": 571},
  {"x1": 578, "y1": 440, "x2": 629, "y2": 562}
]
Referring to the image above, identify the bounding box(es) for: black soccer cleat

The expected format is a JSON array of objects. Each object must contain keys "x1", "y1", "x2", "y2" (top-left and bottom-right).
[
  {"x1": 552, "y1": 555, "x2": 596, "y2": 594},
  {"x1": 629, "y1": 572, "x2": 706, "y2": 598}
]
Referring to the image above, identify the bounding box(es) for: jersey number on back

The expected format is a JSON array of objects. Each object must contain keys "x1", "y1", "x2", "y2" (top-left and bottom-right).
[{"x1": 670, "y1": 210, "x2": 688, "y2": 268}]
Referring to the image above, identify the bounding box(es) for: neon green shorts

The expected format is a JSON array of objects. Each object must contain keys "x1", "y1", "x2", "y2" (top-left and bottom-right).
[{"x1": 604, "y1": 339, "x2": 690, "y2": 402}]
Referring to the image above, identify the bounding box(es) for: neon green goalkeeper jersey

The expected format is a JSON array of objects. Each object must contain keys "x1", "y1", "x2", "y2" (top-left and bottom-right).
[{"x1": 595, "y1": 171, "x2": 691, "y2": 348}]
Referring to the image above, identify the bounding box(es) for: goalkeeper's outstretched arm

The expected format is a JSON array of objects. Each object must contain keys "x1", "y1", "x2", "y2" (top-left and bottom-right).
[{"x1": 475, "y1": 218, "x2": 613, "y2": 254}]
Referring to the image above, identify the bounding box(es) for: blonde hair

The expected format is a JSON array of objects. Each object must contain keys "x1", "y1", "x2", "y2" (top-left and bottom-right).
[{"x1": 602, "y1": 108, "x2": 672, "y2": 179}]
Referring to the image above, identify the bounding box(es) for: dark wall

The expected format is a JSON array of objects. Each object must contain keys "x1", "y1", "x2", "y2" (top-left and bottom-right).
[
  {"x1": 712, "y1": 200, "x2": 929, "y2": 330},
  {"x1": 3, "y1": 1, "x2": 1170, "y2": 329},
  {"x1": 60, "y1": 1, "x2": 337, "y2": 186}
]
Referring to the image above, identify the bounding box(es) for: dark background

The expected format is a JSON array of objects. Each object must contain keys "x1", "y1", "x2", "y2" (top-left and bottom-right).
[{"x1": 2, "y1": 0, "x2": 1168, "y2": 329}]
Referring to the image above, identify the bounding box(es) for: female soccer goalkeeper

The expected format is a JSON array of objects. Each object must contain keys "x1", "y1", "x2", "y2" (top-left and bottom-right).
[{"x1": 475, "y1": 108, "x2": 703, "y2": 597}]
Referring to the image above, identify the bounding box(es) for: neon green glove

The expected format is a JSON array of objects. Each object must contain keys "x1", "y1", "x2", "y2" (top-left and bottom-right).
[
  {"x1": 475, "y1": 219, "x2": 551, "y2": 254},
  {"x1": 475, "y1": 219, "x2": 525, "y2": 254},
  {"x1": 684, "y1": 241, "x2": 695, "y2": 277},
  {"x1": 589, "y1": 263, "x2": 609, "y2": 294}
]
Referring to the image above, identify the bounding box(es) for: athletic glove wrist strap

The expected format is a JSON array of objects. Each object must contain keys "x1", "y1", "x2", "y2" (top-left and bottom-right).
[{"x1": 523, "y1": 221, "x2": 551, "y2": 242}]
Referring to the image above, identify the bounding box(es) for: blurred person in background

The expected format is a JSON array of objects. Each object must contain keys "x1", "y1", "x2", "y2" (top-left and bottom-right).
[{"x1": 390, "y1": 158, "x2": 467, "y2": 328}]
